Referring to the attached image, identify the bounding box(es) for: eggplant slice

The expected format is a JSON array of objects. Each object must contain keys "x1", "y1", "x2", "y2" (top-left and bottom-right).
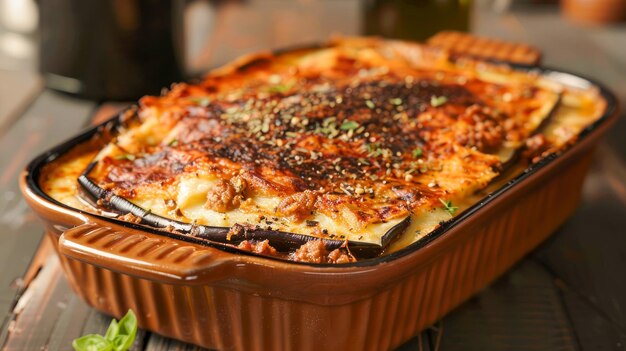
[
  {"x1": 498, "y1": 93, "x2": 562, "y2": 168},
  {"x1": 78, "y1": 164, "x2": 410, "y2": 258}
]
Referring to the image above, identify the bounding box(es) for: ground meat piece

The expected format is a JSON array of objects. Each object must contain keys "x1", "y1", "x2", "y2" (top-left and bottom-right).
[
  {"x1": 227, "y1": 223, "x2": 246, "y2": 241},
  {"x1": 276, "y1": 190, "x2": 317, "y2": 221},
  {"x1": 205, "y1": 179, "x2": 242, "y2": 212},
  {"x1": 237, "y1": 240, "x2": 278, "y2": 256},
  {"x1": 237, "y1": 240, "x2": 253, "y2": 251},
  {"x1": 118, "y1": 212, "x2": 142, "y2": 224},
  {"x1": 253, "y1": 240, "x2": 278, "y2": 256},
  {"x1": 522, "y1": 133, "x2": 553, "y2": 163},
  {"x1": 237, "y1": 238, "x2": 358, "y2": 263},
  {"x1": 230, "y1": 175, "x2": 248, "y2": 194},
  {"x1": 327, "y1": 248, "x2": 356, "y2": 264},
  {"x1": 292, "y1": 240, "x2": 327, "y2": 263}
]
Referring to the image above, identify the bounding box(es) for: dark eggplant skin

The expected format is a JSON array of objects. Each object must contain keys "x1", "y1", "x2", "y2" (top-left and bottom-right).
[{"x1": 78, "y1": 167, "x2": 411, "y2": 258}]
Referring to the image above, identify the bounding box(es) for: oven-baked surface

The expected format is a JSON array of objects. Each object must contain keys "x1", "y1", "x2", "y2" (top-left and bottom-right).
[{"x1": 40, "y1": 37, "x2": 605, "y2": 261}]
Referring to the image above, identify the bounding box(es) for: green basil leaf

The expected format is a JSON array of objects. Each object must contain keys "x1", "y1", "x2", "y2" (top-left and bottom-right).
[
  {"x1": 430, "y1": 95, "x2": 448, "y2": 107},
  {"x1": 339, "y1": 120, "x2": 359, "y2": 131},
  {"x1": 412, "y1": 147, "x2": 423, "y2": 158},
  {"x1": 389, "y1": 97, "x2": 403, "y2": 105},
  {"x1": 104, "y1": 319, "x2": 119, "y2": 341},
  {"x1": 72, "y1": 334, "x2": 114, "y2": 351},
  {"x1": 439, "y1": 198, "x2": 458, "y2": 215},
  {"x1": 112, "y1": 310, "x2": 138, "y2": 351}
]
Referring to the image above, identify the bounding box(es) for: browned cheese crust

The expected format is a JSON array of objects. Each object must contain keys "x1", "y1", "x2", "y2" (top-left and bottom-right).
[{"x1": 88, "y1": 38, "x2": 556, "y2": 234}]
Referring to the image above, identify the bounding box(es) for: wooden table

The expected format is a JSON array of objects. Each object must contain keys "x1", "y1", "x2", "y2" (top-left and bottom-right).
[{"x1": 1, "y1": 3, "x2": 625, "y2": 350}]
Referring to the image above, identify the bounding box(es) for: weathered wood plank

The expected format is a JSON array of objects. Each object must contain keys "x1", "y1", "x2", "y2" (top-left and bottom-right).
[
  {"x1": 1, "y1": 253, "x2": 149, "y2": 351},
  {"x1": 534, "y1": 149, "x2": 626, "y2": 331},
  {"x1": 558, "y1": 281, "x2": 626, "y2": 351},
  {"x1": 0, "y1": 91, "x2": 96, "y2": 347},
  {"x1": 45, "y1": 290, "x2": 94, "y2": 351},
  {"x1": 0, "y1": 28, "x2": 41, "y2": 135},
  {"x1": 438, "y1": 260, "x2": 578, "y2": 351},
  {"x1": 0, "y1": 70, "x2": 41, "y2": 134},
  {"x1": 2, "y1": 255, "x2": 70, "y2": 350},
  {"x1": 144, "y1": 334, "x2": 206, "y2": 351},
  {"x1": 396, "y1": 327, "x2": 438, "y2": 351}
]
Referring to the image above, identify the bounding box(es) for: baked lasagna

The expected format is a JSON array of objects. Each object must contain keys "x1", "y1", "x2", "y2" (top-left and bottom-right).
[{"x1": 41, "y1": 37, "x2": 606, "y2": 263}]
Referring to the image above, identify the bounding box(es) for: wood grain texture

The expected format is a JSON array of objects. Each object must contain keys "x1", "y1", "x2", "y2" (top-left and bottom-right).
[
  {"x1": 145, "y1": 334, "x2": 206, "y2": 351},
  {"x1": 438, "y1": 260, "x2": 578, "y2": 351},
  {"x1": 0, "y1": 91, "x2": 95, "y2": 348},
  {"x1": 1, "y1": 255, "x2": 149, "y2": 351},
  {"x1": 3, "y1": 255, "x2": 78, "y2": 351},
  {"x1": 559, "y1": 283, "x2": 626, "y2": 351},
  {"x1": 534, "y1": 154, "x2": 626, "y2": 331},
  {"x1": 0, "y1": 70, "x2": 41, "y2": 135}
]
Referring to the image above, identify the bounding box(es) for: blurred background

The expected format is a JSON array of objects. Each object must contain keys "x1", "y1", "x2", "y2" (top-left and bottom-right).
[{"x1": 1, "y1": 0, "x2": 625, "y2": 103}]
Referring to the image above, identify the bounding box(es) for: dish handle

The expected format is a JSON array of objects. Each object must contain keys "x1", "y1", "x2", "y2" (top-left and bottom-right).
[{"x1": 58, "y1": 222, "x2": 232, "y2": 284}]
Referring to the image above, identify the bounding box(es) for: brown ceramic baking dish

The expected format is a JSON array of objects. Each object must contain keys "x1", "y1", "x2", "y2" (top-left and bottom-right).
[{"x1": 20, "y1": 52, "x2": 618, "y2": 350}]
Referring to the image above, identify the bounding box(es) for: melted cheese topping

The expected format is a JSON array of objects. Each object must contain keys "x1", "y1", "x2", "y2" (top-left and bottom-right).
[{"x1": 40, "y1": 37, "x2": 606, "y2": 253}]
